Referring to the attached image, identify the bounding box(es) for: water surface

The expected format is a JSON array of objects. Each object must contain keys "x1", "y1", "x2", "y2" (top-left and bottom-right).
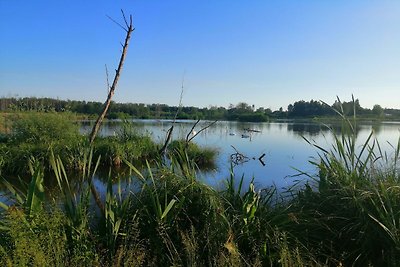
[{"x1": 82, "y1": 119, "x2": 400, "y2": 191}]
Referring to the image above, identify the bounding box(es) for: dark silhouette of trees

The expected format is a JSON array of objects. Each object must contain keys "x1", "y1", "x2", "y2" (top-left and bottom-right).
[
  {"x1": 372, "y1": 104, "x2": 384, "y2": 117},
  {"x1": 287, "y1": 100, "x2": 333, "y2": 117},
  {"x1": 1, "y1": 97, "x2": 398, "y2": 121}
]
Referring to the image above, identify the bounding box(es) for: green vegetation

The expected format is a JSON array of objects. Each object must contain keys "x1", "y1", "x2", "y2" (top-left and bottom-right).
[
  {"x1": 93, "y1": 121, "x2": 158, "y2": 167},
  {"x1": 2, "y1": 96, "x2": 399, "y2": 122},
  {"x1": 0, "y1": 112, "x2": 85, "y2": 174},
  {"x1": 0, "y1": 104, "x2": 399, "y2": 266},
  {"x1": 10, "y1": 112, "x2": 80, "y2": 144},
  {"x1": 0, "y1": 113, "x2": 216, "y2": 175},
  {"x1": 167, "y1": 139, "x2": 218, "y2": 168}
]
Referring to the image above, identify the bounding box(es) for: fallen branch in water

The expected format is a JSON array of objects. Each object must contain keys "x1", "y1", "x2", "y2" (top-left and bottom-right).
[
  {"x1": 230, "y1": 145, "x2": 266, "y2": 166},
  {"x1": 258, "y1": 153, "x2": 266, "y2": 166},
  {"x1": 230, "y1": 145, "x2": 250, "y2": 166}
]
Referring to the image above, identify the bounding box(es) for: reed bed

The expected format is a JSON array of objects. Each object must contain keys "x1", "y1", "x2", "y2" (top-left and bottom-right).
[{"x1": 0, "y1": 113, "x2": 217, "y2": 175}]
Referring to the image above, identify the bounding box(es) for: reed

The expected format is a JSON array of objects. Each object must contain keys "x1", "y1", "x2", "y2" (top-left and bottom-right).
[
  {"x1": 167, "y1": 139, "x2": 218, "y2": 169},
  {"x1": 291, "y1": 98, "x2": 400, "y2": 266}
]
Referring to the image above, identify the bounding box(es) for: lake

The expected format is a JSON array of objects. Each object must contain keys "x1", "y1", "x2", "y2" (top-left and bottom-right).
[
  {"x1": 1, "y1": 119, "x2": 399, "y2": 206},
  {"x1": 81, "y1": 119, "x2": 400, "y2": 192}
]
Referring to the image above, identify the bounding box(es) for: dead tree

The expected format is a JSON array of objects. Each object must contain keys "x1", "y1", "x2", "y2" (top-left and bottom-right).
[
  {"x1": 88, "y1": 11, "x2": 134, "y2": 214},
  {"x1": 89, "y1": 10, "x2": 134, "y2": 144}
]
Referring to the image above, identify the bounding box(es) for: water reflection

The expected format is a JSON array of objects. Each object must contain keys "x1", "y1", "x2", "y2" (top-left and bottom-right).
[{"x1": 287, "y1": 122, "x2": 330, "y2": 136}]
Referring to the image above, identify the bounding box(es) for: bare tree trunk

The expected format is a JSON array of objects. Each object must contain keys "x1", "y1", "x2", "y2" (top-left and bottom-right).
[
  {"x1": 89, "y1": 11, "x2": 134, "y2": 214},
  {"x1": 89, "y1": 11, "x2": 134, "y2": 144}
]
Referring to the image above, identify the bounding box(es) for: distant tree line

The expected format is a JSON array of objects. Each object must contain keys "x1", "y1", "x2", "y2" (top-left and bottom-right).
[
  {"x1": 287, "y1": 99, "x2": 388, "y2": 118},
  {"x1": 0, "y1": 97, "x2": 398, "y2": 121}
]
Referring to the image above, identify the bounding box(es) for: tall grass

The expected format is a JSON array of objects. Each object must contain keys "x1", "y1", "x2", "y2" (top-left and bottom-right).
[
  {"x1": 292, "y1": 98, "x2": 400, "y2": 266},
  {"x1": 167, "y1": 139, "x2": 218, "y2": 169},
  {"x1": 0, "y1": 157, "x2": 71, "y2": 266},
  {"x1": 0, "y1": 112, "x2": 85, "y2": 174}
]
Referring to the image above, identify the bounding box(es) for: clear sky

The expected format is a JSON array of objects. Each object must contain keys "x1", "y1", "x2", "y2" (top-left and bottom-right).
[{"x1": 1, "y1": 1, "x2": 399, "y2": 110}]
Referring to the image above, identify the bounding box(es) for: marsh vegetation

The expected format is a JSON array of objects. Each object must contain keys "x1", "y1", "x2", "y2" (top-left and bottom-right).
[{"x1": 0, "y1": 108, "x2": 399, "y2": 266}]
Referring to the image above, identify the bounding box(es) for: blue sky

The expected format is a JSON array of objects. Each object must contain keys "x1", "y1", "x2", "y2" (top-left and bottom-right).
[{"x1": 1, "y1": 1, "x2": 399, "y2": 110}]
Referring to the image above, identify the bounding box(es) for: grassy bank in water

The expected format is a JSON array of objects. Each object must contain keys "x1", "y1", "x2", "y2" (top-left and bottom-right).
[
  {"x1": 0, "y1": 113, "x2": 217, "y2": 175},
  {"x1": 167, "y1": 139, "x2": 218, "y2": 169}
]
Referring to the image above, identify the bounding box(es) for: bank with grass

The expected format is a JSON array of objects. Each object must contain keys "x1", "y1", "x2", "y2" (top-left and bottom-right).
[{"x1": 0, "y1": 112, "x2": 217, "y2": 175}]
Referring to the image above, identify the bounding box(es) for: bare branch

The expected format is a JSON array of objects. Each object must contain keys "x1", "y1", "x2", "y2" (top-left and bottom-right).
[
  {"x1": 106, "y1": 14, "x2": 127, "y2": 32},
  {"x1": 230, "y1": 145, "x2": 242, "y2": 155},
  {"x1": 160, "y1": 71, "x2": 186, "y2": 155},
  {"x1": 121, "y1": 9, "x2": 129, "y2": 29},
  {"x1": 187, "y1": 120, "x2": 217, "y2": 143},
  {"x1": 186, "y1": 119, "x2": 200, "y2": 143},
  {"x1": 258, "y1": 153, "x2": 266, "y2": 166},
  {"x1": 173, "y1": 72, "x2": 186, "y2": 121},
  {"x1": 105, "y1": 64, "x2": 110, "y2": 92},
  {"x1": 230, "y1": 145, "x2": 266, "y2": 167},
  {"x1": 90, "y1": 183, "x2": 105, "y2": 213},
  {"x1": 88, "y1": 11, "x2": 134, "y2": 215}
]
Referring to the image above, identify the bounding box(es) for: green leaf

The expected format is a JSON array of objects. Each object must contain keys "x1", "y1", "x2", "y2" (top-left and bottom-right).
[
  {"x1": 0, "y1": 201, "x2": 8, "y2": 211},
  {"x1": 161, "y1": 199, "x2": 177, "y2": 221}
]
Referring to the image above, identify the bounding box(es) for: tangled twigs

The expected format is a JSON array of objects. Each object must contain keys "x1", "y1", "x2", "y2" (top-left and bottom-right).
[
  {"x1": 230, "y1": 145, "x2": 250, "y2": 166},
  {"x1": 230, "y1": 145, "x2": 266, "y2": 166}
]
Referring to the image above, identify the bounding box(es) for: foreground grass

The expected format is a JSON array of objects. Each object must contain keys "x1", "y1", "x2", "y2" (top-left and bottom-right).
[
  {"x1": 1, "y1": 152, "x2": 311, "y2": 266},
  {"x1": 0, "y1": 111, "x2": 399, "y2": 266}
]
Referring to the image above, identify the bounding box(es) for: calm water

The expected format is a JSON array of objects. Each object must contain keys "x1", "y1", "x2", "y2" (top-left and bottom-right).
[
  {"x1": 82, "y1": 119, "x2": 400, "y2": 191},
  {"x1": 1, "y1": 120, "x2": 399, "y2": 205}
]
